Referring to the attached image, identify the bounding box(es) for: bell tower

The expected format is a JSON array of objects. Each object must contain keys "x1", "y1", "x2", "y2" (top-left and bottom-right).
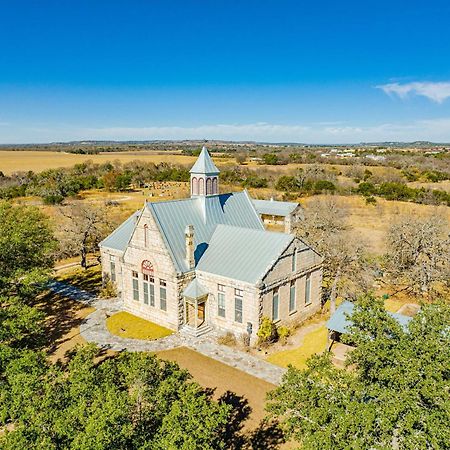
[{"x1": 190, "y1": 146, "x2": 220, "y2": 197}]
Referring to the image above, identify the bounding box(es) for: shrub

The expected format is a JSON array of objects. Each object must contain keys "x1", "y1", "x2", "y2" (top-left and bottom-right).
[
  {"x1": 365, "y1": 196, "x2": 377, "y2": 205},
  {"x1": 276, "y1": 175, "x2": 300, "y2": 192},
  {"x1": 99, "y1": 280, "x2": 118, "y2": 298},
  {"x1": 277, "y1": 326, "x2": 290, "y2": 345},
  {"x1": 257, "y1": 316, "x2": 278, "y2": 346},
  {"x1": 218, "y1": 331, "x2": 237, "y2": 346},
  {"x1": 314, "y1": 180, "x2": 336, "y2": 192}
]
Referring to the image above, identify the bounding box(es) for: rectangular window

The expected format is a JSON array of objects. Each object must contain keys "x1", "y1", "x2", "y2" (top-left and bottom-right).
[
  {"x1": 272, "y1": 289, "x2": 279, "y2": 321},
  {"x1": 132, "y1": 271, "x2": 139, "y2": 301},
  {"x1": 218, "y1": 292, "x2": 225, "y2": 318},
  {"x1": 234, "y1": 288, "x2": 243, "y2": 297},
  {"x1": 160, "y1": 279, "x2": 167, "y2": 311},
  {"x1": 235, "y1": 296, "x2": 243, "y2": 323},
  {"x1": 305, "y1": 273, "x2": 311, "y2": 305},
  {"x1": 291, "y1": 250, "x2": 296, "y2": 272},
  {"x1": 110, "y1": 260, "x2": 116, "y2": 282},
  {"x1": 289, "y1": 281, "x2": 296, "y2": 313},
  {"x1": 143, "y1": 274, "x2": 154, "y2": 305}
]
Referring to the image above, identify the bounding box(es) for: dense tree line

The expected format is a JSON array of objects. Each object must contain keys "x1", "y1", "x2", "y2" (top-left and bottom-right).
[
  {"x1": 0, "y1": 161, "x2": 190, "y2": 204},
  {"x1": 268, "y1": 295, "x2": 450, "y2": 449}
]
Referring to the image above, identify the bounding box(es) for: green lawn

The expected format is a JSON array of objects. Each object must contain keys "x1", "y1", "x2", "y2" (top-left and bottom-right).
[
  {"x1": 266, "y1": 326, "x2": 328, "y2": 369},
  {"x1": 106, "y1": 311, "x2": 173, "y2": 340}
]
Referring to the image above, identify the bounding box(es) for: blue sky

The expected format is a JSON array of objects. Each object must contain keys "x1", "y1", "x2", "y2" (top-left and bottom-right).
[{"x1": 1, "y1": 0, "x2": 450, "y2": 143}]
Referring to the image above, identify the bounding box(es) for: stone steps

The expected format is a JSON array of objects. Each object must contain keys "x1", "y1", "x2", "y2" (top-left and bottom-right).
[{"x1": 180, "y1": 324, "x2": 213, "y2": 338}]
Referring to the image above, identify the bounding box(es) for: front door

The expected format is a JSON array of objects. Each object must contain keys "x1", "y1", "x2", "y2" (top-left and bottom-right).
[{"x1": 197, "y1": 302, "x2": 205, "y2": 326}]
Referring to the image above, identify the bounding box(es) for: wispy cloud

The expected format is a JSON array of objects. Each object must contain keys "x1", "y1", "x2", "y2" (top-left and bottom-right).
[
  {"x1": 3, "y1": 119, "x2": 450, "y2": 144},
  {"x1": 377, "y1": 81, "x2": 450, "y2": 103}
]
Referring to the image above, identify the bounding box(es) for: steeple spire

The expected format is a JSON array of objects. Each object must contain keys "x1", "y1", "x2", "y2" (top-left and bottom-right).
[{"x1": 190, "y1": 146, "x2": 220, "y2": 197}]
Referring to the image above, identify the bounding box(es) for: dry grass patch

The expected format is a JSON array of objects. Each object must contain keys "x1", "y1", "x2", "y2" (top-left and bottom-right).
[
  {"x1": 106, "y1": 311, "x2": 173, "y2": 340},
  {"x1": 266, "y1": 325, "x2": 328, "y2": 369}
]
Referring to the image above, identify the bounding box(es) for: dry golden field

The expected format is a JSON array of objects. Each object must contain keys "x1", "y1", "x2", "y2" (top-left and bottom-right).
[
  {"x1": 0, "y1": 150, "x2": 235, "y2": 174},
  {"x1": 301, "y1": 195, "x2": 450, "y2": 254}
]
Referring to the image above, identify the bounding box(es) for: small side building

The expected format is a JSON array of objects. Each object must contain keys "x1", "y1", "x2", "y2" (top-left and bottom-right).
[{"x1": 252, "y1": 198, "x2": 302, "y2": 233}]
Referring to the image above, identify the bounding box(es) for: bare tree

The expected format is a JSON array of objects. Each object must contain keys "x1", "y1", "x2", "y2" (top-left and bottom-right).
[
  {"x1": 295, "y1": 197, "x2": 373, "y2": 313},
  {"x1": 385, "y1": 215, "x2": 450, "y2": 297},
  {"x1": 57, "y1": 203, "x2": 116, "y2": 269}
]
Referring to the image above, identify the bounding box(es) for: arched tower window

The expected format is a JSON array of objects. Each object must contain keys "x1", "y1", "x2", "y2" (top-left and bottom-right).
[
  {"x1": 199, "y1": 178, "x2": 205, "y2": 195},
  {"x1": 206, "y1": 177, "x2": 212, "y2": 195},
  {"x1": 212, "y1": 177, "x2": 218, "y2": 194},
  {"x1": 191, "y1": 177, "x2": 198, "y2": 195}
]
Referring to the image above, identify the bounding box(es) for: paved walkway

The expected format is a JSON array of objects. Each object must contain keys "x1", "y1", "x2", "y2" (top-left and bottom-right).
[{"x1": 48, "y1": 281, "x2": 286, "y2": 385}]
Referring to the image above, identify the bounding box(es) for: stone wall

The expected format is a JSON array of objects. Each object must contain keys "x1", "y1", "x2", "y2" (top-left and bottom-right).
[
  {"x1": 121, "y1": 206, "x2": 180, "y2": 330},
  {"x1": 195, "y1": 271, "x2": 260, "y2": 344},
  {"x1": 260, "y1": 238, "x2": 323, "y2": 326}
]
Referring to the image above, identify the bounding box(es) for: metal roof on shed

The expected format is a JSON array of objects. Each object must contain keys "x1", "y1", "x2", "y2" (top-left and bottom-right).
[
  {"x1": 197, "y1": 224, "x2": 294, "y2": 284},
  {"x1": 147, "y1": 191, "x2": 264, "y2": 273},
  {"x1": 252, "y1": 199, "x2": 299, "y2": 217},
  {"x1": 327, "y1": 301, "x2": 413, "y2": 335},
  {"x1": 99, "y1": 210, "x2": 140, "y2": 252}
]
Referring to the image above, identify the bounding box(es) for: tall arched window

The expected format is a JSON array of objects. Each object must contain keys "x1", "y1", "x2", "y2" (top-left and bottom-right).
[
  {"x1": 212, "y1": 177, "x2": 218, "y2": 194},
  {"x1": 206, "y1": 177, "x2": 212, "y2": 195},
  {"x1": 192, "y1": 177, "x2": 198, "y2": 195},
  {"x1": 199, "y1": 177, "x2": 205, "y2": 195}
]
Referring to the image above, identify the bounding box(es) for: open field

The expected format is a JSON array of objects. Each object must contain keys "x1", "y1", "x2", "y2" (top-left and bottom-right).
[
  {"x1": 301, "y1": 194, "x2": 450, "y2": 254},
  {"x1": 0, "y1": 150, "x2": 235, "y2": 174}
]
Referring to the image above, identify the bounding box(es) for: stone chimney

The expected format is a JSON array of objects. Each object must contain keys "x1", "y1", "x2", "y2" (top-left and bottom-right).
[{"x1": 185, "y1": 225, "x2": 195, "y2": 270}]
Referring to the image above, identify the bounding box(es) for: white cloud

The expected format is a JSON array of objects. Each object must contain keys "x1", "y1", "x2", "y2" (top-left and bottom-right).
[
  {"x1": 2, "y1": 119, "x2": 450, "y2": 144},
  {"x1": 377, "y1": 81, "x2": 450, "y2": 103}
]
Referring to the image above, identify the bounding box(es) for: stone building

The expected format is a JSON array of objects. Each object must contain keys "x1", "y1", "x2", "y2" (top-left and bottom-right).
[{"x1": 100, "y1": 147, "x2": 322, "y2": 344}]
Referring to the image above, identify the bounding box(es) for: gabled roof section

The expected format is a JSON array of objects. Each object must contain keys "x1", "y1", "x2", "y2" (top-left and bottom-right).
[
  {"x1": 197, "y1": 224, "x2": 294, "y2": 284},
  {"x1": 183, "y1": 278, "x2": 209, "y2": 299},
  {"x1": 189, "y1": 146, "x2": 220, "y2": 174},
  {"x1": 147, "y1": 191, "x2": 264, "y2": 273},
  {"x1": 327, "y1": 301, "x2": 413, "y2": 335},
  {"x1": 252, "y1": 199, "x2": 299, "y2": 217},
  {"x1": 100, "y1": 210, "x2": 141, "y2": 252}
]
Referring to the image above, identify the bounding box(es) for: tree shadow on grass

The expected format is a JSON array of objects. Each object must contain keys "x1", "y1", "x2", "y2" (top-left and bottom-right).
[{"x1": 218, "y1": 391, "x2": 286, "y2": 450}]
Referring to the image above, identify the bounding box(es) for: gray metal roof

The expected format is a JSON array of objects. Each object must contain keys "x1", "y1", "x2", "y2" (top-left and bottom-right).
[
  {"x1": 252, "y1": 199, "x2": 299, "y2": 217},
  {"x1": 99, "y1": 210, "x2": 140, "y2": 252},
  {"x1": 147, "y1": 190, "x2": 264, "y2": 273},
  {"x1": 189, "y1": 146, "x2": 220, "y2": 174},
  {"x1": 327, "y1": 301, "x2": 413, "y2": 335},
  {"x1": 197, "y1": 224, "x2": 294, "y2": 284},
  {"x1": 183, "y1": 278, "x2": 209, "y2": 299}
]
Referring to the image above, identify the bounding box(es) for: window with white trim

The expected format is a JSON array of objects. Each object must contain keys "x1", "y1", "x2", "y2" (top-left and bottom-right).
[
  {"x1": 109, "y1": 255, "x2": 116, "y2": 282},
  {"x1": 217, "y1": 284, "x2": 225, "y2": 318},
  {"x1": 272, "y1": 288, "x2": 279, "y2": 321},
  {"x1": 234, "y1": 288, "x2": 243, "y2": 323},
  {"x1": 160, "y1": 279, "x2": 167, "y2": 311},
  {"x1": 143, "y1": 274, "x2": 155, "y2": 306},
  {"x1": 289, "y1": 281, "x2": 296, "y2": 313},
  {"x1": 132, "y1": 271, "x2": 139, "y2": 301},
  {"x1": 305, "y1": 273, "x2": 311, "y2": 305}
]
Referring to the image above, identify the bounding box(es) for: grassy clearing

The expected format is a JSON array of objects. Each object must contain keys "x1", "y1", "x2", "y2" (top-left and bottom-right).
[
  {"x1": 0, "y1": 150, "x2": 236, "y2": 175},
  {"x1": 56, "y1": 264, "x2": 103, "y2": 294},
  {"x1": 266, "y1": 325, "x2": 328, "y2": 369},
  {"x1": 301, "y1": 195, "x2": 450, "y2": 254},
  {"x1": 106, "y1": 311, "x2": 173, "y2": 340}
]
